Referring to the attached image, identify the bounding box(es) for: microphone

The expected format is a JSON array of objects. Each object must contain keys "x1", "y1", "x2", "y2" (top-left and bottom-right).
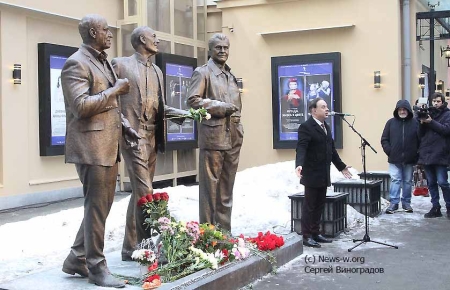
[{"x1": 329, "y1": 111, "x2": 354, "y2": 116}]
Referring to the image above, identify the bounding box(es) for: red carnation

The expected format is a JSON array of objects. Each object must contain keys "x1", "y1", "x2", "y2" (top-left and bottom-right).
[
  {"x1": 148, "y1": 260, "x2": 158, "y2": 271},
  {"x1": 137, "y1": 196, "x2": 148, "y2": 207},
  {"x1": 220, "y1": 249, "x2": 229, "y2": 265},
  {"x1": 275, "y1": 237, "x2": 284, "y2": 247},
  {"x1": 153, "y1": 193, "x2": 161, "y2": 201},
  {"x1": 144, "y1": 274, "x2": 160, "y2": 283}
]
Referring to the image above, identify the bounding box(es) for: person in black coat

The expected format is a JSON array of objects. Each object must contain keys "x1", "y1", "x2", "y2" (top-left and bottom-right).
[
  {"x1": 417, "y1": 92, "x2": 450, "y2": 219},
  {"x1": 295, "y1": 97, "x2": 352, "y2": 248},
  {"x1": 381, "y1": 99, "x2": 419, "y2": 214}
]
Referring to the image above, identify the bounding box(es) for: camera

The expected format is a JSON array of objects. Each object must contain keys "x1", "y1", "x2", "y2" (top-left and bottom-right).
[
  {"x1": 413, "y1": 104, "x2": 438, "y2": 119},
  {"x1": 413, "y1": 104, "x2": 429, "y2": 119}
]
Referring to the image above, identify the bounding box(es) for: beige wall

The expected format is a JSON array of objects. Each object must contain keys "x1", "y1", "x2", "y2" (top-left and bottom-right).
[
  {"x1": 214, "y1": 0, "x2": 402, "y2": 173},
  {"x1": 0, "y1": 1, "x2": 122, "y2": 200},
  {"x1": 0, "y1": 0, "x2": 123, "y2": 25}
]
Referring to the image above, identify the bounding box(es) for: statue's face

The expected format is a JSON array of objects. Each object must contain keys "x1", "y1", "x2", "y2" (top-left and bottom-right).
[
  {"x1": 142, "y1": 28, "x2": 159, "y2": 54},
  {"x1": 92, "y1": 18, "x2": 113, "y2": 51},
  {"x1": 289, "y1": 81, "x2": 297, "y2": 90},
  {"x1": 210, "y1": 39, "x2": 229, "y2": 65}
]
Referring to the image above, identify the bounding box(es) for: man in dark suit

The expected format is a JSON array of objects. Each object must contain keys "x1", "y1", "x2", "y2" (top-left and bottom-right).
[
  {"x1": 295, "y1": 97, "x2": 352, "y2": 248},
  {"x1": 187, "y1": 33, "x2": 241, "y2": 231},
  {"x1": 112, "y1": 26, "x2": 186, "y2": 261},
  {"x1": 61, "y1": 14, "x2": 139, "y2": 288}
]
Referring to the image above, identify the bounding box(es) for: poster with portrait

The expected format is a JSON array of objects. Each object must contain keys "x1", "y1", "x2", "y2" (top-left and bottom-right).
[
  {"x1": 271, "y1": 53, "x2": 343, "y2": 149},
  {"x1": 49, "y1": 56, "x2": 67, "y2": 146},
  {"x1": 156, "y1": 53, "x2": 198, "y2": 150},
  {"x1": 38, "y1": 43, "x2": 77, "y2": 156}
]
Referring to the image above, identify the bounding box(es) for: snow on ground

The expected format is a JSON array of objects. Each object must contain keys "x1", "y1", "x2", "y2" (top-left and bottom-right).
[{"x1": 0, "y1": 161, "x2": 435, "y2": 283}]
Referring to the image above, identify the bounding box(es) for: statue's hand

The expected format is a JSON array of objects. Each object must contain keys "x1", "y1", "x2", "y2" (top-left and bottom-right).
[
  {"x1": 114, "y1": 78, "x2": 130, "y2": 95},
  {"x1": 224, "y1": 103, "x2": 238, "y2": 116},
  {"x1": 124, "y1": 127, "x2": 141, "y2": 148}
]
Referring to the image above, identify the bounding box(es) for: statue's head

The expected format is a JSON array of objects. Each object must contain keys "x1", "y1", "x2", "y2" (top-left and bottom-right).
[
  {"x1": 79, "y1": 14, "x2": 113, "y2": 51},
  {"x1": 131, "y1": 26, "x2": 159, "y2": 55},
  {"x1": 208, "y1": 33, "x2": 230, "y2": 65}
]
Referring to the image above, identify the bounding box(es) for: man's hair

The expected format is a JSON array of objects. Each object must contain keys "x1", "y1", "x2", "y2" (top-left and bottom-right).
[
  {"x1": 208, "y1": 33, "x2": 229, "y2": 50},
  {"x1": 308, "y1": 97, "x2": 325, "y2": 112},
  {"x1": 131, "y1": 26, "x2": 152, "y2": 50},
  {"x1": 431, "y1": 92, "x2": 445, "y2": 103},
  {"x1": 78, "y1": 14, "x2": 103, "y2": 44}
]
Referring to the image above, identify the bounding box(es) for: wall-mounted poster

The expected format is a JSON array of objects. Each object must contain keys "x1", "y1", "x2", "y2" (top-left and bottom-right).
[
  {"x1": 38, "y1": 43, "x2": 78, "y2": 156},
  {"x1": 156, "y1": 53, "x2": 198, "y2": 150},
  {"x1": 271, "y1": 52, "x2": 343, "y2": 149}
]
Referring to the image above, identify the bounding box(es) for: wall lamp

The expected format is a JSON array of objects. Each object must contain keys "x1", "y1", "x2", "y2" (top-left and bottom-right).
[
  {"x1": 374, "y1": 71, "x2": 381, "y2": 88},
  {"x1": 13, "y1": 64, "x2": 21, "y2": 84},
  {"x1": 436, "y1": 80, "x2": 444, "y2": 93},
  {"x1": 419, "y1": 73, "x2": 426, "y2": 89},
  {"x1": 222, "y1": 25, "x2": 234, "y2": 33},
  {"x1": 441, "y1": 45, "x2": 450, "y2": 67},
  {"x1": 236, "y1": 77, "x2": 243, "y2": 93}
]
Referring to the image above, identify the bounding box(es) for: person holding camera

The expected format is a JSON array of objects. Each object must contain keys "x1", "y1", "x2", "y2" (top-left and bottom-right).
[
  {"x1": 417, "y1": 92, "x2": 450, "y2": 219},
  {"x1": 381, "y1": 100, "x2": 419, "y2": 214}
]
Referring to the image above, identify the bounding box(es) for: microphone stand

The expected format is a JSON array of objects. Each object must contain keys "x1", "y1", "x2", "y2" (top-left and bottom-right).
[{"x1": 338, "y1": 116, "x2": 398, "y2": 252}]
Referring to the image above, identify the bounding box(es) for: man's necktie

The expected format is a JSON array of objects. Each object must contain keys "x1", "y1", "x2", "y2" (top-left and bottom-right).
[{"x1": 321, "y1": 123, "x2": 327, "y2": 135}]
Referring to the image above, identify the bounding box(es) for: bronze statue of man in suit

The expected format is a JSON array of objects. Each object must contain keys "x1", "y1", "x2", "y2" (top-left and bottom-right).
[
  {"x1": 61, "y1": 14, "x2": 139, "y2": 288},
  {"x1": 112, "y1": 26, "x2": 186, "y2": 261},
  {"x1": 187, "y1": 33, "x2": 243, "y2": 231},
  {"x1": 295, "y1": 98, "x2": 352, "y2": 248}
]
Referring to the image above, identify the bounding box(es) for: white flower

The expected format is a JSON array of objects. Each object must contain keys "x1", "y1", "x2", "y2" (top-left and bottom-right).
[
  {"x1": 205, "y1": 113, "x2": 211, "y2": 120},
  {"x1": 238, "y1": 247, "x2": 250, "y2": 259},
  {"x1": 214, "y1": 249, "x2": 224, "y2": 260}
]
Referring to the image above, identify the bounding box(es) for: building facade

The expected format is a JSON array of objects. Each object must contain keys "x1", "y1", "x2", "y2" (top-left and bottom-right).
[{"x1": 0, "y1": 0, "x2": 448, "y2": 210}]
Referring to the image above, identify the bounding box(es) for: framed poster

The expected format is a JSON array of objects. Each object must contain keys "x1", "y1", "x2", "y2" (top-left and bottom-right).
[
  {"x1": 156, "y1": 53, "x2": 198, "y2": 150},
  {"x1": 38, "y1": 43, "x2": 77, "y2": 156},
  {"x1": 271, "y1": 52, "x2": 343, "y2": 149}
]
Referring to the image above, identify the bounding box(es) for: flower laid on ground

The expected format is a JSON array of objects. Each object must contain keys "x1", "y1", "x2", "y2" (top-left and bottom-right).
[
  {"x1": 190, "y1": 246, "x2": 218, "y2": 269},
  {"x1": 231, "y1": 237, "x2": 251, "y2": 260},
  {"x1": 194, "y1": 223, "x2": 231, "y2": 254},
  {"x1": 247, "y1": 231, "x2": 285, "y2": 251},
  {"x1": 166, "y1": 107, "x2": 211, "y2": 123},
  {"x1": 142, "y1": 274, "x2": 161, "y2": 290},
  {"x1": 131, "y1": 249, "x2": 157, "y2": 266},
  {"x1": 157, "y1": 219, "x2": 197, "y2": 264}
]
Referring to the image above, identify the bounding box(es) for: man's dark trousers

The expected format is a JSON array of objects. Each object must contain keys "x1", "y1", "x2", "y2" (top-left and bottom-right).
[{"x1": 301, "y1": 186, "x2": 327, "y2": 238}]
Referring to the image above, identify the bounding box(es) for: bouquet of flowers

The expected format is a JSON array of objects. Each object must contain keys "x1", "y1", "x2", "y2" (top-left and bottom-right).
[
  {"x1": 131, "y1": 249, "x2": 157, "y2": 266},
  {"x1": 247, "y1": 231, "x2": 285, "y2": 251},
  {"x1": 194, "y1": 224, "x2": 230, "y2": 254},
  {"x1": 157, "y1": 218, "x2": 199, "y2": 264},
  {"x1": 137, "y1": 192, "x2": 170, "y2": 236},
  {"x1": 166, "y1": 107, "x2": 211, "y2": 123}
]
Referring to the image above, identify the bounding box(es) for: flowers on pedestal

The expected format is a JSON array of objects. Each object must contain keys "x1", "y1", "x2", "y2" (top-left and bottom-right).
[{"x1": 134, "y1": 191, "x2": 285, "y2": 288}]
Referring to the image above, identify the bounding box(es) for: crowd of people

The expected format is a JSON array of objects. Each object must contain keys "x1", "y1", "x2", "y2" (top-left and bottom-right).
[{"x1": 381, "y1": 93, "x2": 450, "y2": 218}]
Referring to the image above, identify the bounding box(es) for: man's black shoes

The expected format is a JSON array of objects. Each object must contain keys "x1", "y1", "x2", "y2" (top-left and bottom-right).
[
  {"x1": 303, "y1": 237, "x2": 321, "y2": 248},
  {"x1": 313, "y1": 234, "x2": 333, "y2": 243}
]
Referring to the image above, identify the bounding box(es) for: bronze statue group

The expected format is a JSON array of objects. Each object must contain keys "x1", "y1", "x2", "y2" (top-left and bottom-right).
[{"x1": 61, "y1": 14, "x2": 242, "y2": 288}]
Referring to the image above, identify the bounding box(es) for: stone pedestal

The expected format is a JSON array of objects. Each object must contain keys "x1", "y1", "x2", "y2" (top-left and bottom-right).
[{"x1": 289, "y1": 191, "x2": 348, "y2": 237}]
